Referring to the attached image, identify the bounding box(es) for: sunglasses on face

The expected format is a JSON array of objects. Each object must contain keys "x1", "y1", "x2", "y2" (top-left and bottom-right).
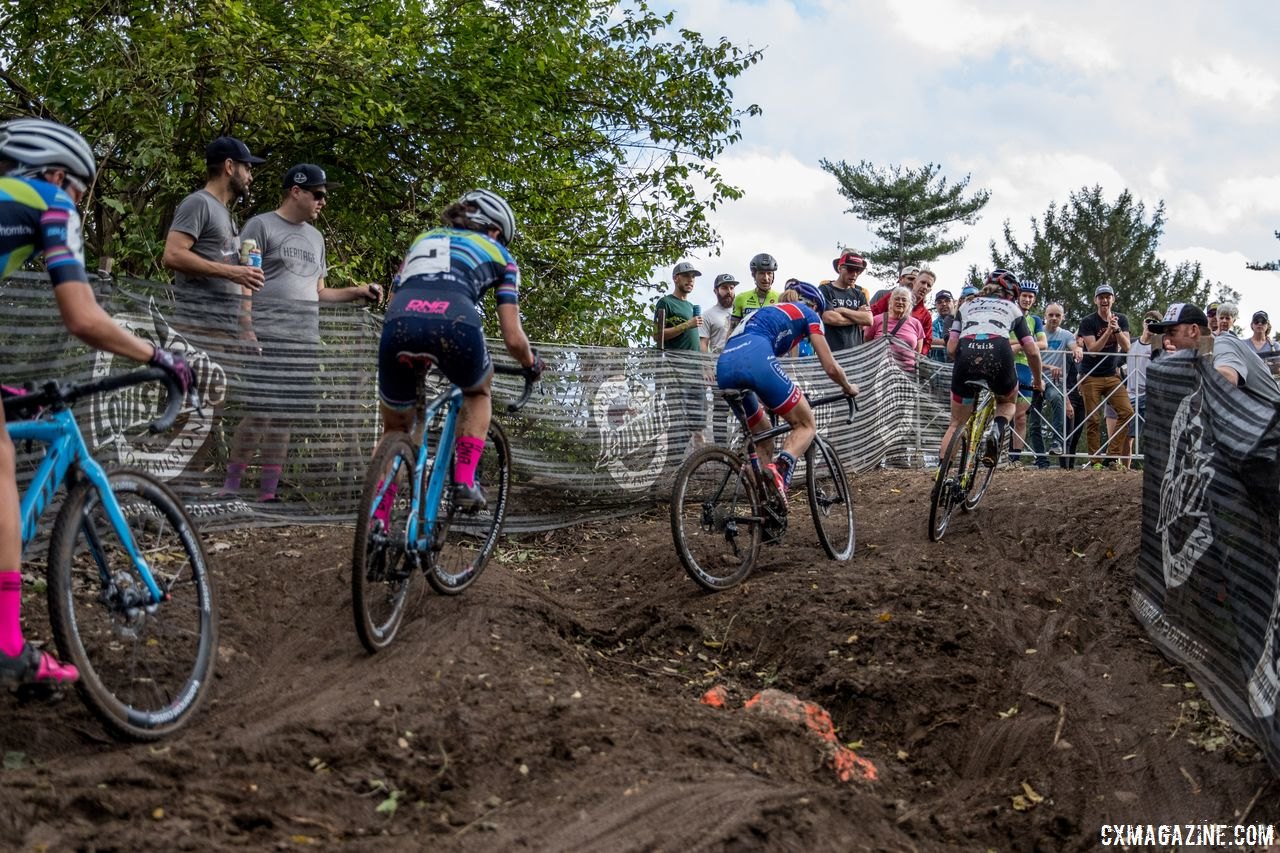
[{"x1": 306, "y1": 188, "x2": 327, "y2": 200}]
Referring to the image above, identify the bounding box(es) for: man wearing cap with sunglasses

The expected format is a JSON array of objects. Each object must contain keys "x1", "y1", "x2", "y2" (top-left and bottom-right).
[
  {"x1": 217, "y1": 164, "x2": 381, "y2": 502},
  {"x1": 1152, "y1": 303, "x2": 1277, "y2": 393},
  {"x1": 819, "y1": 251, "x2": 872, "y2": 351},
  {"x1": 164, "y1": 136, "x2": 270, "y2": 334}
]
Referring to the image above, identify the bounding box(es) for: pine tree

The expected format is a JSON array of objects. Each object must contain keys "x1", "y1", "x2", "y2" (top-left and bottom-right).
[
  {"x1": 989, "y1": 186, "x2": 1209, "y2": 324},
  {"x1": 818, "y1": 160, "x2": 990, "y2": 277}
]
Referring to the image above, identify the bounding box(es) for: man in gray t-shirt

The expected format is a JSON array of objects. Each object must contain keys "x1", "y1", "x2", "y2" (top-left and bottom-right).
[
  {"x1": 1151, "y1": 301, "x2": 1279, "y2": 396},
  {"x1": 219, "y1": 163, "x2": 380, "y2": 502},
  {"x1": 163, "y1": 136, "x2": 267, "y2": 334}
]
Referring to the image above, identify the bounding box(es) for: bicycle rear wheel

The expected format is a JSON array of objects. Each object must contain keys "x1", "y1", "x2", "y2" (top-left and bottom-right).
[
  {"x1": 928, "y1": 426, "x2": 968, "y2": 542},
  {"x1": 352, "y1": 432, "x2": 422, "y2": 653},
  {"x1": 805, "y1": 437, "x2": 855, "y2": 560},
  {"x1": 427, "y1": 421, "x2": 510, "y2": 595},
  {"x1": 963, "y1": 405, "x2": 998, "y2": 512},
  {"x1": 670, "y1": 446, "x2": 762, "y2": 591},
  {"x1": 47, "y1": 469, "x2": 217, "y2": 740}
]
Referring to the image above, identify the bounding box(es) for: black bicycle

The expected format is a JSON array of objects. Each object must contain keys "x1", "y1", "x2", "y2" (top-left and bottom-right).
[{"x1": 669, "y1": 390, "x2": 857, "y2": 591}]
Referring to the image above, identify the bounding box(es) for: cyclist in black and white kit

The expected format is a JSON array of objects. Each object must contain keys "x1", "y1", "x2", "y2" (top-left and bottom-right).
[{"x1": 940, "y1": 269, "x2": 1043, "y2": 466}]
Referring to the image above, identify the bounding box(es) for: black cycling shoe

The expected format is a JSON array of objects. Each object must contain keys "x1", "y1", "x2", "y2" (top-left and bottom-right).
[
  {"x1": 452, "y1": 480, "x2": 488, "y2": 511},
  {"x1": 981, "y1": 431, "x2": 1000, "y2": 468}
]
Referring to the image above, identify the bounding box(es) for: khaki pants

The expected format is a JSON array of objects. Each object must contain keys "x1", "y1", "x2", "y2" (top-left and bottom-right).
[{"x1": 1079, "y1": 374, "x2": 1133, "y2": 459}]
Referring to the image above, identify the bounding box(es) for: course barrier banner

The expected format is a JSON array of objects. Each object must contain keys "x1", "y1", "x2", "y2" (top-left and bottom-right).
[
  {"x1": 3, "y1": 277, "x2": 949, "y2": 532},
  {"x1": 1133, "y1": 352, "x2": 1280, "y2": 775}
]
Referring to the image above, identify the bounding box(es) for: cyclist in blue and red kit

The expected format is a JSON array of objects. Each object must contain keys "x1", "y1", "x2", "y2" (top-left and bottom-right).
[
  {"x1": 0, "y1": 119, "x2": 191, "y2": 686},
  {"x1": 378, "y1": 190, "x2": 543, "y2": 510},
  {"x1": 715, "y1": 282, "x2": 859, "y2": 495}
]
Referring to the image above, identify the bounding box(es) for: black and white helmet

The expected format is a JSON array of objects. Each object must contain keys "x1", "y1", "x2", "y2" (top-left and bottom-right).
[
  {"x1": 459, "y1": 189, "x2": 516, "y2": 246},
  {"x1": 0, "y1": 118, "x2": 96, "y2": 182},
  {"x1": 749, "y1": 252, "x2": 778, "y2": 273}
]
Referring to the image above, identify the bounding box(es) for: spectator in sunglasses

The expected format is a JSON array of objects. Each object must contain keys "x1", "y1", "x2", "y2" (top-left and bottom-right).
[{"x1": 1249, "y1": 311, "x2": 1280, "y2": 356}]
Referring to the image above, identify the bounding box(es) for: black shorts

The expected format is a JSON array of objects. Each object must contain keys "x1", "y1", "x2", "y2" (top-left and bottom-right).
[
  {"x1": 951, "y1": 337, "x2": 1017, "y2": 403},
  {"x1": 378, "y1": 315, "x2": 492, "y2": 409}
]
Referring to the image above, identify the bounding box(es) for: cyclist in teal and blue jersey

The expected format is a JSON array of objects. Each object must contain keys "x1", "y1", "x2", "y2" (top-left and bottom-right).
[
  {"x1": 377, "y1": 190, "x2": 543, "y2": 509},
  {"x1": 0, "y1": 118, "x2": 191, "y2": 686},
  {"x1": 716, "y1": 282, "x2": 859, "y2": 495}
]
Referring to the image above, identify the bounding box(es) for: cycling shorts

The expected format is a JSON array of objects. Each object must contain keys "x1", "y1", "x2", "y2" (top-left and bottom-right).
[
  {"x1": 715, "y1": 335, "x2": 803, "y2": 415},
  {"x1": 377, "y1": 313, "x2": 491, "y2": 409},
  {"x1": 951, "y1": 336, "x2": 1017, "y2": 405}
]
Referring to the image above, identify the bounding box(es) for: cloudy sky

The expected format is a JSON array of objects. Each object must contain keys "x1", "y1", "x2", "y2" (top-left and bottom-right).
[{"x1": 657, "y1": 0, "x2": 1280, "y2": 323}]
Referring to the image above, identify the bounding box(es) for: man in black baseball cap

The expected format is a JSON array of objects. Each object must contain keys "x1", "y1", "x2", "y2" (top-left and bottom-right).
[
  {"x1": 282, "y1": 163, "x2": 333, "y2": 190},
  {"x1": 205, "y1": 135, "x2": 266, "y2": 166},
  {"x1": 1154, "y1": 302, "x2": 1274, "y2": 390}
]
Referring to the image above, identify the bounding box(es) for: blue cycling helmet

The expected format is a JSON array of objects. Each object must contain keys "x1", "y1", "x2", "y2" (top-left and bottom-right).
[
  {"x1": 789, "y1": 281, "x2": 827, "y2": 314},
  {"x1": 984, "y1": 268, "x2": 1021, "y2": 301},
  {"x1": 1019, "y1": 280, "x2": 1040, "y2": 295}
]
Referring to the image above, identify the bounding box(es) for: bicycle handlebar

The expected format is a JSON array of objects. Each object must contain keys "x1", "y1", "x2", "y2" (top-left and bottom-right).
[
  {"x1": 493, "y1": 363, "x2": 539, "y2": 413},
  {"x1": 2, "y1": 367, "x2": 184, "y2": 433},
  {"x1": 807, "y1": 390, "x2": 859, "y2": 425}
]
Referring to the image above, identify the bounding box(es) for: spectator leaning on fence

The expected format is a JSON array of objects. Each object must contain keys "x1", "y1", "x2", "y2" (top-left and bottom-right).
[
  {"x1": 1043, "y1": 303, "x2": 1081, "y2": 467},
  {"x1": 929, "y1": 289, "x2": 955, "y2": 363},
  {"x1": 701, "y1": 273, "x2": 737, "y2": 354},
  {"x1": 1009, "y1": 280, "x2": 1049, "y2": 467},
  {"x1": 1151, "y1": 302, "x2": 1278, "y2": 394},
  {"x1": 870, "y1": 268, "x2": 933, "y2": 355},
  {"x1": 654, "y1": 261, "x2": 705, "y2": 352},
  {"x1": 218, "y1": 163, "x2": 380, "y2": 503},
  {"x1": 1077, "y1": 284, "x2": 1135, "y2": 469},
  {"x1": 866, "y1": 285, "x2": 925, "y2": 372},
  {"x1": 819, "y1": 251, "x2": 872, "y2": 351}
]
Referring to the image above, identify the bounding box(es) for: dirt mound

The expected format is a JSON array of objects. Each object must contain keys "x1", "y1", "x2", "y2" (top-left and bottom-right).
[{"x1": 3, "y1": 469, "x2": 1276, "y2": 851}]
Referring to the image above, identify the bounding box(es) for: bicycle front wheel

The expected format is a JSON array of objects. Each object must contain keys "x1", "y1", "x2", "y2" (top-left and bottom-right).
[
  {"x1": 670, "y1": 446, "x2": 762, "y2": 591},
  {"x1": 427, "y1": 421, "x2": 510, "y2": 595},
  {"x1": 805, "y1": 438, "x2": 855, "y2": 561},
  {"x1": 963, "y1": 406, "x2": 998, "y2": 512},
  {"x1": 352, "y1": 432, "x2": 422, "y2": 653},
  {"x1": 47, "y1": 469, "x2": 217, "y2": 741},
  {"x1": 928, "y1": 426, "x2": 967, "y2": 542}
]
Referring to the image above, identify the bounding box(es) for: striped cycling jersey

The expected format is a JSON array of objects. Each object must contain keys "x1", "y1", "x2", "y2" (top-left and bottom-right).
[
  {"x1": 389, "y1": 227, "x2": 520, "y2": 311},
  {"x1": 0, "y1": 176, "x2": 87, "y2": 286},
  {"x1": 726, "y1": 301, "x2": 824, "y2": 356}
]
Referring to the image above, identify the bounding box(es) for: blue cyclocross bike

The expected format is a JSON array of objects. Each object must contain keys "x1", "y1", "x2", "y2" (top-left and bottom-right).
[
  {"x1": 352, "y1": 358, "x2": 537, "y2": 652},
  {"x1": 4, "y1": 368, "x2": 216, "y2": 740}
]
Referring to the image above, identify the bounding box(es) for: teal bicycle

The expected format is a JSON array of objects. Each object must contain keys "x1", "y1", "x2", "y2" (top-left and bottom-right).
[
  {"x1": 352, "y1": 359, "x2": 537, "y2": 652},
  {"x1": 5, "y1": 368, "x2": 217, "y2": 740}
]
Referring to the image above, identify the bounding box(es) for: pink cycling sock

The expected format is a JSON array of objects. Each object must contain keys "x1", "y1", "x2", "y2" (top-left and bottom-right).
[
  {"x1": 453, "y1": 436, "x2": 486, "y2": 488},
  {"x1": 373, "y1": 481, "x2": 399, "y2": 527},
  {"x1": 258, "y1": 464, "x2": 282, "y2": 500},
  {"x1": 0, "y1": 572, "x2": 26, "y2": 657},
  {"x1": 222, "y1": 461, "x2": 247, "y2": 492}
]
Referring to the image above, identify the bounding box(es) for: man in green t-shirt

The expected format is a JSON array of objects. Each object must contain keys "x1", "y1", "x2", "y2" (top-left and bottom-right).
[
  {"x1": 728, "y1": 252, "x2": 780, "y2": 332},
  {"x1": 654, "y1": 261, "x2": 707, "y2": 352}
]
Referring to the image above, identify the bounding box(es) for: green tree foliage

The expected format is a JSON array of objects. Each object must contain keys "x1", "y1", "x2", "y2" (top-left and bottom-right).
[
  {"x1": 0, "y1": 0, "x2": 761, "y2": 345},
  {"x1": 817, "y1": 160, "x2": 990, "y2": 277},
  {"x1": 989, "y1": 186, "x2": 1209, "y2": 323}
]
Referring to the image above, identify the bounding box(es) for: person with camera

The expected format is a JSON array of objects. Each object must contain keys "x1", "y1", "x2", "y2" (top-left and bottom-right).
[{"x1": 1077, "y1": 284, "x2": 1134, "y2": 469}]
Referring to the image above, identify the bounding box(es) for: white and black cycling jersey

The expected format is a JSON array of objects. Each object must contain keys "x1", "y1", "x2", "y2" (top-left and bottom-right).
[{"x1": 952, "y1": 297, "x2": 1032, "y2": 341}]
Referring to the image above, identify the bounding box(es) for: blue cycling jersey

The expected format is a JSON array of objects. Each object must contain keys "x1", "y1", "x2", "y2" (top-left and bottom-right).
[
  {"x1": 387, "y1": 227, "x2": 520, "y2": 322},
  {"x1": 0, "y1": 176, "x2": 87, "y2": 286},
  {"x1": 726, "y1": 302, "x2": 824, "y2": 356}
]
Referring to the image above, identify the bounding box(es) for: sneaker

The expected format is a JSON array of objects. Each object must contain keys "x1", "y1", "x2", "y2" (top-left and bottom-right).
[
  {"x1": 1049, "y1": 444, "x2": 1065, "y2": 456},
  {"x1": 1104, "y1": 461, "x2": 1124, "y2": 471},
  {"x1": 1088, "y1": 462, "x2": 1103, "y2": 471},
  {"x1": 980, "y1": 432, "x2": 1000, "y2": 468},
  {"x1": 0, "y1": 643, "x2": 78, "y2": 686},
  {"x1": 764, "y1": 463, "x2": 786, "y2": 497},
  {"x1": 452, "y1": 480, "x2": 488, "y2": 511}
]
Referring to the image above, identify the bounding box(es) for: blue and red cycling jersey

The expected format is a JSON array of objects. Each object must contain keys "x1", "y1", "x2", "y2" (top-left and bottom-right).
[
  {"x1": 0, "y1": 176, "x2": 87, "y2": 286},
  {"x1": 725, "y1": 302, "x2": 824, "y2": 355},
  {"x1": 386, "y1": 227, "x2": 519, "y2": 323}
]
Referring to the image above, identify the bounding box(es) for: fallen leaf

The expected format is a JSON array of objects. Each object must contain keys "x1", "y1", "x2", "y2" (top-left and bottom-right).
[
  {"x1": 1011, "y1": 794, "x2": 1032, "y2": 811},
  {"x1": 877, "y1": 613, "x2": 893, "y2": 623},
  {"x1": 1021, "y1": 781, "x2": 1045, "y2": 803},
  {"x1": 152, "y1": 807, "x2": 165, "y2": 820},
  {"x1": 210, "y1": 541, "x2": 231, "y2": 553},
  {"x1": 1071, "y1": 548, "x2": 1086, "y2": 558},
  {"x1": 997, "y1": 706, "x2": 1019, "y2": 719}
]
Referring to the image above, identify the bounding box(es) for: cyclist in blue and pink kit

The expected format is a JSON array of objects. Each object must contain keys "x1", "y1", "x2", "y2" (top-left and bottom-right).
[
  {"x1": 377, "y1": 190, "x2": 543, "y2": 509},
  {"x1": 715, "y1": 282, "x2": 859, "y2": 495},
  {"x1": 0, "y1": 119, "x2": 191, "y2": 686}
]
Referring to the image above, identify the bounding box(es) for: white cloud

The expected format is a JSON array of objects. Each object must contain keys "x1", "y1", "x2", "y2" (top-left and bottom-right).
[
  {"x1": 1159, "y1": 246, "x2": 1280, "y2": 317},
  {"x1": 1171, "y1": 57, "x2": 1280, "y2": 114}
]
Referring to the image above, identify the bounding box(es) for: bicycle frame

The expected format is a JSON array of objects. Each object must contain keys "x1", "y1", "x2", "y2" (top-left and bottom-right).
[
  {"x1": 367, "y1": 383, "x2": 462, "y2": 556},
  {"x1": 11, "y1": 409, "x2": 164, "y2": 604}
]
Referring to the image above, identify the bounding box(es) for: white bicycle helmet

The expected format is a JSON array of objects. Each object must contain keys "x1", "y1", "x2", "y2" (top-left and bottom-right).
[
  {"x1": 459, "y1": 189, "x2": 516, "y2": 246},
  {"x1": 0, "y1": 118, "x2": 96, "y2": 182}
]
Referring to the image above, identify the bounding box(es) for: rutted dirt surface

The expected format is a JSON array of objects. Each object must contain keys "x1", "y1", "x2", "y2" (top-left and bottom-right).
[{"x1": 3, "y1": 470, "x2": 1277, "y2": 851}]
